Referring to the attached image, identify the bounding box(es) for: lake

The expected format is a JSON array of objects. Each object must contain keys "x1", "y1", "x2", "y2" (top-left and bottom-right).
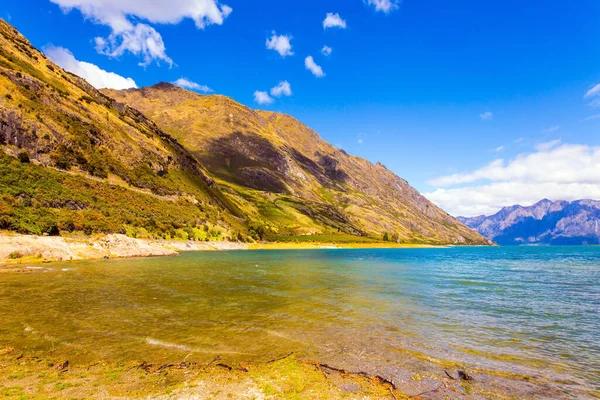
[{"x1": 0, "y1": 246, "x2": 598, "y2": 398}]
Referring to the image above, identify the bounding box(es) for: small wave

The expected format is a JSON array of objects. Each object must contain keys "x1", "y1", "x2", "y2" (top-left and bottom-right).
[
  {"x1": 144, "y1": 337, "x2": 254, "y2": 355},
  {"x1": 145, "y1": 338, "x2": 193, "y2": 352}
]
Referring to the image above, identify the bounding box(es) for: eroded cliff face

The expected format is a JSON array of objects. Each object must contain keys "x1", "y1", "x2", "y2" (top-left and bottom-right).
[
  {"x1": 103, "y1": 84, "x2": 490, "y2": 245},
  {"x1": 459, "y1": 199, "x2": 600, "y2": 245}
]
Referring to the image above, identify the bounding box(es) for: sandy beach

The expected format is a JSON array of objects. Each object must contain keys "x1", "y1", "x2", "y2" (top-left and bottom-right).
[
  {"x1": 0, "y1": 232, "x2": 442, "y2": 265},
  {"x1": 0, "y1": 233, "x2": 248, "y2": 265}
]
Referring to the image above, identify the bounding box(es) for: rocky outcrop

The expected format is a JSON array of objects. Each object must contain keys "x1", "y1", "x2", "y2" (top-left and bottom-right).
[{"x1": 459, "y1": 199, "x2": 600, "y2": 245}]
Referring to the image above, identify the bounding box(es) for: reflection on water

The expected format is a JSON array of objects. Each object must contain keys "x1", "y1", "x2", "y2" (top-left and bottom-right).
[{"x1": 0, "y1": 247, "x2": 598, "y2": 394}]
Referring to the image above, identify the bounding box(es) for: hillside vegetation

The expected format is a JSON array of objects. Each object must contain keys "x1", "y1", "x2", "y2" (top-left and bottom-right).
[{"x1": 0, "y1": 19, "x2": 242, "y2": 240}]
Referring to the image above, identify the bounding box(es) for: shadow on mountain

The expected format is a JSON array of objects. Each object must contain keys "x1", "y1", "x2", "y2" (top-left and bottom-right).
[{"x1": 199, "y1": 131, "x2": 289, "y2": 194}]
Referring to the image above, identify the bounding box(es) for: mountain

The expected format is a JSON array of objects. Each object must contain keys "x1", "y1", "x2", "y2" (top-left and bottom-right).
[
  {"x1": 0, "y1": 19, "x2": 488, "y2": 245},
  {"x1": 459, "y1": 199, "x2": 600, "y2": 245},
  {"x1": 0, "y1": 19, "x2": 243, "y2": 240},
  {"x1": 101, "y1": 84, "x2": 490, "y2": 244}
]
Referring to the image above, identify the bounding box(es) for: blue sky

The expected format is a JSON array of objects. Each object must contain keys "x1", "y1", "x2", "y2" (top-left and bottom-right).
[{"x1": 3, "y1": 0, "x2": 600, "y2": 216}]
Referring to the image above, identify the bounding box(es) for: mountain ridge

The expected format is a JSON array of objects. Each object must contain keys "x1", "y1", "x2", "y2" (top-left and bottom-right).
[
  {"x1": 459, "y1": 199, "x2": 600, "y2": 245},
  {"x1": 102, "y1": 83, "x2": 491, "y2": 244}
]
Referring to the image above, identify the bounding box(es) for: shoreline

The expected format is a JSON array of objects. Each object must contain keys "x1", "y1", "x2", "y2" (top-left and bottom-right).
[
  {"x1": 0, "y1": 232, "x2": 444, "y2": 265},
  {"x1": 0, "y1": 232, "x2": 248, "y2": 265},
  {"x1": 0, "y1": 344, "x2": 576, "y2": 399}
]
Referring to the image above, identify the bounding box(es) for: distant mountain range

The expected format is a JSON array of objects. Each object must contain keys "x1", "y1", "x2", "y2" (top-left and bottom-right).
[{"x1": 459, "y1": 199, "x2": 600, "y2": 245}]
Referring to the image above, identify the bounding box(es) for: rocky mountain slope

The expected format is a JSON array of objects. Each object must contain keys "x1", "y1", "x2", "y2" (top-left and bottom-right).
[
  {"x1": 0, "y1": 19, "x2": 243, "y2": 240},
  {"x1": 102, "y1": 84, "x2": 490, "y2": 244},
  {"x1": 459, "y1": 199, "x2": 600, "y2": 245}
]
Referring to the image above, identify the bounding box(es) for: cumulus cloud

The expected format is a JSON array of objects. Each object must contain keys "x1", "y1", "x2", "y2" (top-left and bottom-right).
[
  {"x1": 253, "y1": 90, "x2": 274, "y2": 105},
  {"x1": 94, "y1": 24, "x2": 172, "y2": 66},
  {"x1": 321, "y1": 45, "x2": 332, "y2": 56},
  {"x1": 270, "y1": 81, "x2": 292, "y2": 98},
  {"x1": 172, "y1": 77, "x2": 212, "y2": 92},
  {"x1": 305, "y1": 56, "x2": 325, "y2": 77},
  {"x1": 44, "y1": 45, "x2": 137, "y2": 89},
  {"x1": 49, "y1": 0, "x2": 231, "y2": 66},
  {"x1": 426, "y1": 182, "x2": 600, "y2": 217},
  {"x1": 479, "y1": 111, "x2": 493, "y2": 120},
  {"x1": 365, "y1": 0, "x2": 400, "y2": 13},
  {"x1": 424, "y1": 142, "x2": 600, "y2": 216},
  {"x1": 265, "y1": 31, "x2": 293, "y2": 57},
  {"x1": 323, "y1": 13, "x2": 347, "y2": 29}
]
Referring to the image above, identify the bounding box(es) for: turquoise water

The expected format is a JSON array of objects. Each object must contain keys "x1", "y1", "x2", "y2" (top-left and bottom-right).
[{"x1": 0, "y1": 246, "x2": 598, "y2": 396}]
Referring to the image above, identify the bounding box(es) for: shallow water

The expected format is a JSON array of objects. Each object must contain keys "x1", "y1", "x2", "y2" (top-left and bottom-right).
[{"x1": 1, "y1": 247, "x2": 599, "y2": 395}]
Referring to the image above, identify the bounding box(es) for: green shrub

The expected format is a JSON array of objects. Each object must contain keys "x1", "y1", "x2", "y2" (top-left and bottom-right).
[
  {"x1": 248, "y1": 221, "x2": 266, "y2": 241},
  {"x1": 0, "y1": 153, "x2": 240, "y2": 239},
  {"x1": 17, "y1": 151, "x2": 29, "y2": 163}
]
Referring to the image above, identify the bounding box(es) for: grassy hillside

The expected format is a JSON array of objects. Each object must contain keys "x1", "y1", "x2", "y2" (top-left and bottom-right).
[
  {"x1": 103, "y1": 84, "x2": 491, "y2": 245},
  {"x1": 0, "y1": 19, "x2": 243, "y2": 240}
]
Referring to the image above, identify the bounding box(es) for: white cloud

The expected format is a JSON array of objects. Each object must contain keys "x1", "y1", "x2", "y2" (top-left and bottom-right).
[
  {"x1": 323, "y1": 13, "x2": 347, "y2": 29},
  {"x1": 305, "y1": 56, "x2": 325, "y2": 78},
  {"x1": 365, "y1": 0, "x2": 400, "y2": 13},
  {"x1": 583, "y1": 114, "x2": 600, "y2": 122},
  {"x1": 425, "y1": 142, "x2": 600, "y2": 216},
  {"x1": 270, "y1": 81, "x2": 292, "y2": 97},
  {"x1": 479, "y1": 111, "x2": 493, "y2": 120},
  {"x1": 514, "y1": 137, "x2": 526, "y2": 144},
  {"x1": 49, "y1": 0, "x2": 231, "y2": 66},
  {"x1": 358, "y1": 138, "x2": 363, "y2": 144},
  {"x1": 321, "y1": 45, "x2": 332, "y2": 56},
  {"x1": 172, "y1": 77, "x2": 212, "y2": 93},
  {"x1": 426, "y1": 182, "x2": 600, "y2": 217},
  {"x1": 541, "y1": 125, "x2": 560, "y2": 134},
  {"x1": 585, "y1": 83, "x2": 600, "y2": 99},
  {"x1": 95, "y1": 23, "x2": 172, "y2": 66},
  {"x1": 584, "y1": 83, "x2": 600, "y2": 108},
  {"x1": 265, "y1": 31, "x2": 293, "y2": 57},
  {"x1": 534, "y1": 139, "x2": 561, "y2": 152},
  {"x1": 44, "y1": 45, "x2": 137, "y2": 89},
  {"x1": 588, "y1": 98, "x2": 600, "y2": 108},
  {"x1": 494, "y1": 146, "x2": 505, "y2": 152},
  {"x1": 253, "y1": 90, "x2": 273, "y2": 105}
]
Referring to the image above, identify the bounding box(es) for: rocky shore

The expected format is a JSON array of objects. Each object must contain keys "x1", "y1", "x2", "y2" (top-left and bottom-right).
[{"x1": 0, "y1": 233, "x2": 248, "y2": 264}]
